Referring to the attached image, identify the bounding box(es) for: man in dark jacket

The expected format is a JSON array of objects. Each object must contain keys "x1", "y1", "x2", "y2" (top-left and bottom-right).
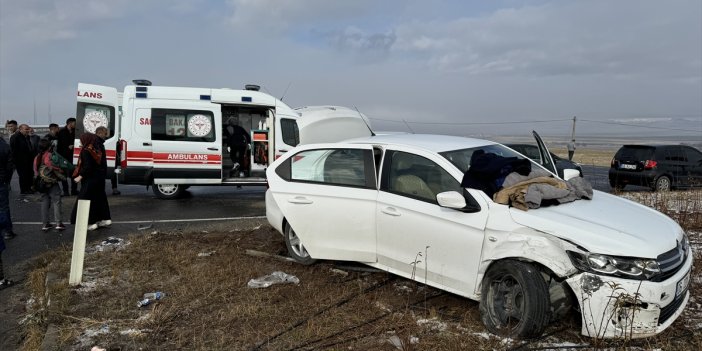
[
  {"x1": 44, "y1": 123, "x2": 60, "y2": 142},
  {"x1": 57, "y1": 118, "x2": 77, "y2": 195},
  {"x1": 0, "y1": 136, "x2": 15, "y2": 240},
  {"x1": 9, "y1": 124, "x2": 36, "y2": 195}
]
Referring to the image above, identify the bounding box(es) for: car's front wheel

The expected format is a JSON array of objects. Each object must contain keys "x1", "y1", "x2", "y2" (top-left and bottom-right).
[
  {"x1": 654, "y1": 175, "x2": 672, "y2": 192},
  {"x1": 479, "y1": 260, "x2": 550, "y2": 338},
  {"x1": 284, "y1": 222, "x2": 316, "y2": 265}
]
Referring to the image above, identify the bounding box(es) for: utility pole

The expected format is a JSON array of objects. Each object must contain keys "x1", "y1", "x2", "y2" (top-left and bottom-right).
[
  {"x1": 570, "y1": 116, "x2": 577, "y2": 141},
  {"x1": 48, "y1": 86, "x2": 52, "y2": 123}
]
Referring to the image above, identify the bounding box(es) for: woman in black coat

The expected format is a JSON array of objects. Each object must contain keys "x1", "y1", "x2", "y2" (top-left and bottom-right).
[{"x1": 70, "y1": 133, "x2": 111, "y2": 230}]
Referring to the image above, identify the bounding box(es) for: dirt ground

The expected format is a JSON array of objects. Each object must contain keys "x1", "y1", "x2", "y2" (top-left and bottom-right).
[{"x1": 11, "y1": 211, "x2": 702, "y2": 351}]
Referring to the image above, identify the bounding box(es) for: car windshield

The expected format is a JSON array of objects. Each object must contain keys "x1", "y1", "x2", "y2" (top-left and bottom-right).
[
  {"x1": 440, "y1": 144, "x2": 526, "y2": 173},
  {"x1": 616, "y1": 146, "x2": 655, "y2": 160}
]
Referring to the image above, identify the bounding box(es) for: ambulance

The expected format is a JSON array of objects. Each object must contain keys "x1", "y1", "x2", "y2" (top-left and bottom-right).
[{"x1": 75, "y1": 81, "x2": 373, "y2": 199}]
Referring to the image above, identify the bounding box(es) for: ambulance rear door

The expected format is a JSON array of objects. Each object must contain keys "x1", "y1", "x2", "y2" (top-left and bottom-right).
[
  {"x1": 149, "y1": 102, "x2": 223, "y2": 184},
  {"x1": 76, "y1": 83, "x2": 120, "y2": 166}
]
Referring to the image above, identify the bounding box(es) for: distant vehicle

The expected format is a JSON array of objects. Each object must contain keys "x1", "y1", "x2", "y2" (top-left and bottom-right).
[
  {"x1": 266, "y1": 133, "x2": 690, "y2": 339},
  {"x1": 505, "y1": 143, "x2": 583, "y2": 178},
  {"x1": 608, "y1": 145, "x2": 702, "y2": 191}
]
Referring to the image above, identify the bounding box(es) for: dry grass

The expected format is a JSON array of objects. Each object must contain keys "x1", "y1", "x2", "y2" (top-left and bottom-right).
[{"x1": 19, "y1": 190, "x2": 702, "y2": 350}]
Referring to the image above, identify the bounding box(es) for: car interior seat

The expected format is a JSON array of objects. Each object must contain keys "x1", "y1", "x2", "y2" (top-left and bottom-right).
[{"x1": 391, "y1": 153, "x2": 436, "y2": 201}]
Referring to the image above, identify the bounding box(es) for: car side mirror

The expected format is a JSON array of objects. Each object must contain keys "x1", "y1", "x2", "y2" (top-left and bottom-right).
[
  {"x1": 562, "y1": 168, "x2": 581, "y2": 180},
  {"x1": 437, "y1": 191, "x2": 481, "y2": 213}
]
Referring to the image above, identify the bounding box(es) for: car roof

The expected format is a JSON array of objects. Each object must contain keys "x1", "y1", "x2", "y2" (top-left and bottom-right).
[{"x1": 346, "y1": 134, "x2": 498, "y2": 153}]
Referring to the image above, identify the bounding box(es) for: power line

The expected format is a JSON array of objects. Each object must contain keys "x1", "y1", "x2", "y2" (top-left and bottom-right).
[
  {"x1": 367, "y1": 116, "x2": 702, "y2": 133},
  {"x1": 367, "y1": 117, "x2": 571, "y2": 125},
  {"x1": 578, "y1": 119, "x2": 702, "y2": 133}
]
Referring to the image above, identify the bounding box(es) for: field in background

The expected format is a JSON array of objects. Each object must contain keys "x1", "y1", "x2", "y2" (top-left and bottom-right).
[{"x1": 19, "y1": 193, "x2": 702, "y2": 350}]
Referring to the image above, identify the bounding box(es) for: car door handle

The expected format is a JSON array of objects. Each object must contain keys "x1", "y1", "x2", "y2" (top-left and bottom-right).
[
  {"x1": 381, "y1": 207, "x2": 401, "y2": 216},
  {"x1": 142, "y1": 142, "x2": 151, "y2": 146},
  {"x1": 207, "y1": 147, "x2": 219, "y2": 151},
  {"x1": 288, "y1": 196, "x2": 313, "y2": 204}
]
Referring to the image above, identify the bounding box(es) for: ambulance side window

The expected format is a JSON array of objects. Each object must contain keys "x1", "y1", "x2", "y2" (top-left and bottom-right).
[
  {"x1": 151, "y1": 109, "x2": 216, "y2": 142},
  {"x1": 280, "y1": 118, "x2": 299, "y2": 146}
]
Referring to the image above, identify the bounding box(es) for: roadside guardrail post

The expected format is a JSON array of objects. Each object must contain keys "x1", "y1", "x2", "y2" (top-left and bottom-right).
[{"x1": 69, "y1": 200, "x2": 90, "y2": 286}]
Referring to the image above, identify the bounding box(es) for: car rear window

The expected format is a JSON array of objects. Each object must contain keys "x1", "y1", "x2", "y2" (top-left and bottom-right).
[{"x1": 615, "y1": 146, "x2": 655, "y2": 161}]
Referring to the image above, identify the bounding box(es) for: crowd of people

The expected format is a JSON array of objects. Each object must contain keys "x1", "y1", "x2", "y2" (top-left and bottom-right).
[{"x1": 0, "y1": 118, "x2": 117, "y2": 290}]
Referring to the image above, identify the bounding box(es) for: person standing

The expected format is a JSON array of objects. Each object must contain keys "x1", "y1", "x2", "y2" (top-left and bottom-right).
[
  {"x1": 95, "y1": 127, "x2": 120, "y2": 195},
  {"x1": 34, "y1": 139, "x2": 66, "y2": 231},
  {"x1": 71, "y1": 133, "x2": 111, "y2": 231},
  {"x1": 224, "y1": 118, "x2": 250, "y2": 177},
  {"x1": 5, "y1": 120, "x2": 18, "y2": 138},
  {"x1": 44, "y1": 123, "x2": 60, "y2": 142},
  {"x1": 0, "y1": 136, "x2": 15, "y2": 240},
  {"x1": 9, "y1": 124, "x2": 36, "y2": 195},
  {"x1": 57, "y1": 118, "x2": 77, "y2": 196},
  {"x1": 29, "y1": 127, "x2": 41, "y2": 151},
  {"x1": 0, "y1": 230, "x2": 14, "y2": 289},
  {"x1": 567, "y1": 140, "x2": 576, "y2": 161}
]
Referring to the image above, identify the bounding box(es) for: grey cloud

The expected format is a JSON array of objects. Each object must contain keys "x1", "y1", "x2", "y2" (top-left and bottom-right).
[
  {"x1": 390, "y1": 0, "x2": 702, "y2": 80},
  {"x1": 326, "y1": 27, "x2": 396, "y2": 58}
]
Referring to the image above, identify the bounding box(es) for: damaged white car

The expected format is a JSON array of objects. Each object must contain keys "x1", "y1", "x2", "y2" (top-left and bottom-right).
[{"x1": 265, "y1": 133, "x2": 691, "y2": 339}]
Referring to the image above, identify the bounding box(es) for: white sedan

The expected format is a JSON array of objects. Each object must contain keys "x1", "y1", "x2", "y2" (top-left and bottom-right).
[{"x1": 265, "y1": 133, "x2": 691, "y2": 339}]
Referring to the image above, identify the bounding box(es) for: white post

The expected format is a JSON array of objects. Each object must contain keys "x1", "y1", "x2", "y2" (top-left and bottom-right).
[{"x1": 69, "y1": 200, "x2": 90, "y2": 286}]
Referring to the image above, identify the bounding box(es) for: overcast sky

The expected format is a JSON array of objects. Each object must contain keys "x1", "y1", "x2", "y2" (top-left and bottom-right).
[{"x1": 1, "y1": 0, "x2": 700, "y2": 138}]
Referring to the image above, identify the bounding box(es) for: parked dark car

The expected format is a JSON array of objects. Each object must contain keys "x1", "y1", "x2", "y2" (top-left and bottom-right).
[
  {"x1": 608, "y1": 145, "x2": 702, "y2": 191},
  {"x1": 505, "y1": 144, "x2": 583, "y2": 178}
]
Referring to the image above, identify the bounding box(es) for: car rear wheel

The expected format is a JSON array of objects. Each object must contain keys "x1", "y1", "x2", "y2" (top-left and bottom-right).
[
  {"x1": 284, "y1": 222, "x2": 316, "y2": 265},
  {"x1": 480, "y1": 260, "x2": 550, "y2": 338},
  {"x1": 654, "y1": 176, "x2": 671, "y2": 192},
  {"x1": 152, "y1": 184, "x2": 185, "y2": 199}
]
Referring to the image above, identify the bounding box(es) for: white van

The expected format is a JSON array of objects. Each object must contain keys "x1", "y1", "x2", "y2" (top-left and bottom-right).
[{"x1": 76, "y1": 81, "x2": 303, "y2": 198}]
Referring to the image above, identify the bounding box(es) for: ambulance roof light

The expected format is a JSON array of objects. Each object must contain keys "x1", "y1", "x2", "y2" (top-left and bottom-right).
[
  {"x1": 245, "y1": 84, "x2": 260, "y2": 91},
  {"x1": 132, "y1": 79, "x2": 152, "y2": 86}
]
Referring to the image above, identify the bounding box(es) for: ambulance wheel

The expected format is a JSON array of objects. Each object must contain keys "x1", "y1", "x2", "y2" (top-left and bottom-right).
[
  {"x1": 284, "y1": 222, "x2": 316, "y2": 265},
  {"x1": 152, "y1": 184, "x2": 185, "y2": 199}
]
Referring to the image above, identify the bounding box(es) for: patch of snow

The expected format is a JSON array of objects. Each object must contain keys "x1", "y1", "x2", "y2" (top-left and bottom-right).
[
  {"x1": 472, "y1": 332, "x2": 492, "y2": 340},
  {"x1": 87, "y1": 237, "x2": 130, "y2": 254},
  {"x1": 119, "y1": 328, "x2": 147, "y2": 337},
  {"x1": 393, "y1": 282, "x2": 413, "y2": 293},
  {"x1": 83, "y1": 324, "x2": 110, "y2": 338},
  {"x1": 374, "y1": 301, "x2": 392, "y2": 313},
  {"x1": 416, "y1": 317, "x2": 448, "y2": 332}
]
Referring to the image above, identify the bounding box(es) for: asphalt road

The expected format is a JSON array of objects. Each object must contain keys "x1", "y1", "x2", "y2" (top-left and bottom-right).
[
  {"x1": 3, "y1": 180, "x2": 267, "y2": 271},
  {"x1": 2, "y1": 165, "x2": 638, "y2": 275}
]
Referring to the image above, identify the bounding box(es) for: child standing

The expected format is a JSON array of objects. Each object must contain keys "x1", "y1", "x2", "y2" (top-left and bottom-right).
[{"x1": 34, "y1": 139, "x2": 66, "y2": 231}]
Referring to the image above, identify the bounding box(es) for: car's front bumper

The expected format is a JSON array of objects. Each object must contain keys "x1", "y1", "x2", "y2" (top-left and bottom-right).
[{"x1": 566, "y1": 249, "x2": 692, "y2": 339}]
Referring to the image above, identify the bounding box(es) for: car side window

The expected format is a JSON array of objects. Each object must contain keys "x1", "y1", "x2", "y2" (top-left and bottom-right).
[
  {"x1": 282, "y1": 148, "x2": 374, "y2": 188},
  {"x1": 380, "y1": 150, "x2": 462, "y2": 203},
  {"x1": 661, "y1": 147, "x2": 687, "y2": 162},
  {"x1": 683, "y1": 147, "x2": 702, "y2": 164},
  {"x1": 151, "y1": 109, "x2": 216, "y2": 142}
]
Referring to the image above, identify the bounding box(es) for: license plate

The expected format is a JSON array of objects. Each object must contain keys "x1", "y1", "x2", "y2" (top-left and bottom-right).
[
  {"x1": 620, "y1": 164, "x2": 637, "y2": 170},
  {"x1": 676, "y1": 271, "x2": 691, "y2": 297}
]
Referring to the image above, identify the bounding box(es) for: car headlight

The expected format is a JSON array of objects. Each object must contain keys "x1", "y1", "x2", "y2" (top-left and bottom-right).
[{"x1": 567, "y1": 251, "x2": 661, "y2": 280}]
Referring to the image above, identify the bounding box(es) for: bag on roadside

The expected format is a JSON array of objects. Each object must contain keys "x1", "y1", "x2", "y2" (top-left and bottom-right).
[{"x1": 51, "y1": 149, "x2": 75, "y2": 174}]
